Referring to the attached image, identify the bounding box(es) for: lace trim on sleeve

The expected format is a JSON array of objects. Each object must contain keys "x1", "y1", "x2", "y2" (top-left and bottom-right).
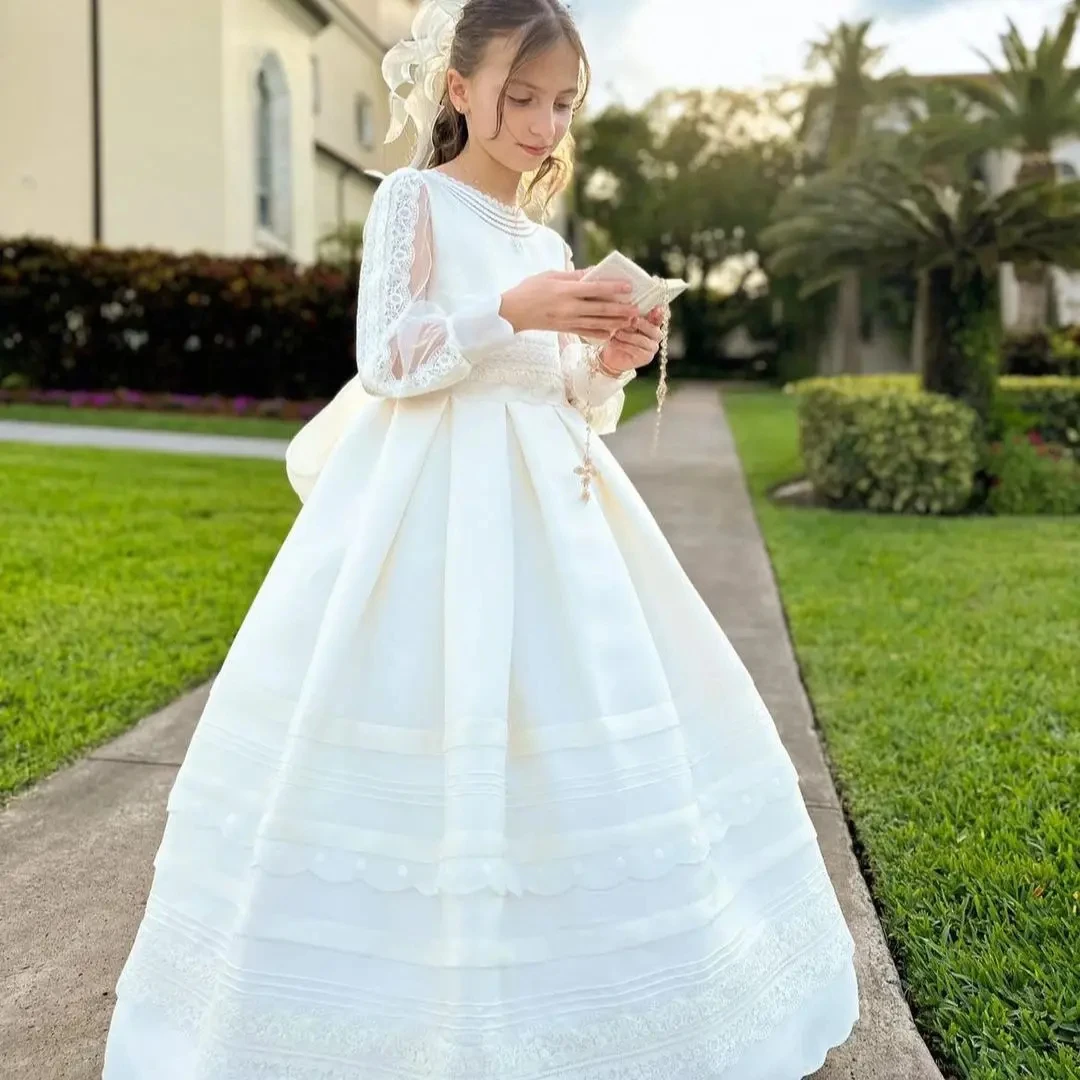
[{"x1": 356, "y1": 169, "x2": 473, "y2": 398}]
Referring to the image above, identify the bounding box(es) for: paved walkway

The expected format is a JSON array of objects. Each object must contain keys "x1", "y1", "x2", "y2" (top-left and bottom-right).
[
  {"x1": 0, "y1": 387, "x2": 942, "y2": 1080},
  {"x1": 0, "y1": 418, "x2": 289, "y2": 459}
]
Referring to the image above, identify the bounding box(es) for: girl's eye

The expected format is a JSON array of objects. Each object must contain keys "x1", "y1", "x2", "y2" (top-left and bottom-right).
[
  {"x1": 555, "y1": 102, "x2": 574, "y2": 114},
  {"x1": 508, "y1": 96, "x2": 532, "y2": 106}
]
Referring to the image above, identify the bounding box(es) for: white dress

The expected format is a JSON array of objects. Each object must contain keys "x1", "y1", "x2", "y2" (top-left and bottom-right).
[{"x1": 102, "y1": 166, "x2": 859, "y2": 1080}]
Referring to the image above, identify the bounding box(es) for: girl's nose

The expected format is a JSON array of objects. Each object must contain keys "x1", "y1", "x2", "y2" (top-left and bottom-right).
[{"x1": 531, "y1": 110, "x2": 557, "y2": 143}]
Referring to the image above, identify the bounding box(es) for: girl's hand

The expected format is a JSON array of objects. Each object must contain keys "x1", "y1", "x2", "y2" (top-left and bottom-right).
[
  {"x1": 499, "y1": 270, "x2": 639, "y2": 337},
  {"x1": 598, "y1": 305, "x2": 665, "y2": 375}
]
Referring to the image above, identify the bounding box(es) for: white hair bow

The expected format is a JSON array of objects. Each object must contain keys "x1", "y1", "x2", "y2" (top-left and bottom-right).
[{"x1": 382, "y1": 0, "x2": 467, "y2": 169}]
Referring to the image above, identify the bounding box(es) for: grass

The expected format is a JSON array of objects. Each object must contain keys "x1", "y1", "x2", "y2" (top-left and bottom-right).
[
  {"x1": 0, "y1": 382, "x2": 653, "y2": 802},
  {"x1": 622, "y1": 375, "x2": 660, "y2": 422},
  {"x1": 0, "y1": 444, "x2": 297, "y2": 802},
  {"x1": 0, "y1": 377, "x2": 658, "y2": 436},
  {"x1": 723, "y1": 389, "x2": 1080, "y2": 1080},
  {"x1": 0, "y1": 402, "x2": 305, "y2": 439}
]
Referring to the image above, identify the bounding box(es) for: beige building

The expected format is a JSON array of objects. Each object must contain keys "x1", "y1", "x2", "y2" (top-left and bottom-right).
[{"x1": 0, "y1": 0, "x2": 418, "y2": 262}]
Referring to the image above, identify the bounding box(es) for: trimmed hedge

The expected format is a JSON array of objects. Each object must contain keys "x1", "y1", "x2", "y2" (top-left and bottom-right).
[
  {"x1": 792, "y1": 373, "x2": 1080, "y2": 449},
  {"x1": 0, "y1": 237, "x2": 356, "y2": 400},
  {"x1": 790, "y1": 376, "x2": 979, "y2": 514},
  {"x1": 985, "y1": 433, "x2": 1080, "y2": 515},
  {"x1": 996, "y1": 375, "x2": 1080, "y2": 455},
  {"x1": 788, "y1": 374, "x2": 1080, "y2": 514}
]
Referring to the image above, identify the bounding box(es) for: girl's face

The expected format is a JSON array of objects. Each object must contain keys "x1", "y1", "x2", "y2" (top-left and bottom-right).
[{"x1": 447, "y1": 35, "x2": 582, "y2": 175}]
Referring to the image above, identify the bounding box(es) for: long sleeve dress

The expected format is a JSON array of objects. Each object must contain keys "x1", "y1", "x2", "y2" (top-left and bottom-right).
[{"x1": 101, "y1": 165, "x2": 859, "y2": 1080}]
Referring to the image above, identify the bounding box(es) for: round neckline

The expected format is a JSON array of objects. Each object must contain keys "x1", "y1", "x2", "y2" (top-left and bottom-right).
[{"x1": 428, "y1": 169, "x2": 527, "y2": 218}]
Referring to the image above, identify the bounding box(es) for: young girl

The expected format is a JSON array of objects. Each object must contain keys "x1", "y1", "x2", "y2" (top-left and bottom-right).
[{"x1": 102, "y1": 1, "x2": 859, "y2": 1076}]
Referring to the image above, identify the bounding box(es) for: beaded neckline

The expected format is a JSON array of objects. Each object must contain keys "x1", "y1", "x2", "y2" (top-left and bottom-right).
[
  {"x1": 426, "y1": 169, "x2": 539, "y2": 238},
  {"x1": 428, "y1": 169, "x2": 525, "y2": 214}
]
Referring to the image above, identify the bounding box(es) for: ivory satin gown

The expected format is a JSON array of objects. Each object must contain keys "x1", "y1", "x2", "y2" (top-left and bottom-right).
[{"x1": 101, "y1": 166, "x2": 859, "y2": 1080}]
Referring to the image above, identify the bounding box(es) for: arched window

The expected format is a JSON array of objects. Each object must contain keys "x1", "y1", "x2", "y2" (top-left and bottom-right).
[
  {"x1": 1056, "y1": 160, "x2": 1078, "y2": 181},
  {"x1": 255, "y1": 53, "x2": 291, "y2": 244}
]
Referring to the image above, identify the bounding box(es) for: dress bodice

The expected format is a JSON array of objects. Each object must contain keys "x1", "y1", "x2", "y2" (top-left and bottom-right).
[
  {"x1": 420, "y1": 170, "x2": 567, "y2": 404},
  {"x1": 351, "y1": 165, "x2": 632, "y2": 419}
]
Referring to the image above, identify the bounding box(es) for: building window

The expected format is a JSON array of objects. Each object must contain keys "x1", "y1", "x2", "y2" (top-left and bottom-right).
[
  {"x1": 356, "y1": 93, "x2": 375, "y2": 150},
  {"x1": 1056, "y1": 160, "x2": 1078, "y2": 180},
  {"x1": 311, "y1": 55, "x2": 321, "y2": 117},
  {"x1": 255, "y1": 52, "x2": 292, "y2": 244}
]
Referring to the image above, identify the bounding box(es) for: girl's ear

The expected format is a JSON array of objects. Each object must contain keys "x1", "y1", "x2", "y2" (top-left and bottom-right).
[{"x1": 445, "y1": 68, "x2": 469, "y2": 117}]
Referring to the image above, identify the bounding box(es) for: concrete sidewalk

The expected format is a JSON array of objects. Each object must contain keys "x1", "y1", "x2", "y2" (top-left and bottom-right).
[
  {"x1": 0, "y1": 386, "x2": 942, "y2": 1080},
  {"x1": 0, "y1": 418, "x2": 289, "y2": 459}
]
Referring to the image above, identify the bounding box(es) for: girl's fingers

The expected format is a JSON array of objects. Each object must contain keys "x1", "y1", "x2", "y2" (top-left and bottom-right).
[
  {"x1": 613, "y1": 328, "x2": 659, "y2": 350},
  {"x1": 630, "y1": 319, "x2": 663, "y2": 342},
  {"x1": 574, "y1": 301, "x2": 639, "y2": 320},
  {"x1": 571, "y1": 280, "x2": 635, "y2": 302},
  {"x1": 569, "y1": 321, "x2": 633, "y2": 336},
  {"x1": 571, "y1": 312, "x2": 636, "y2": 330}
]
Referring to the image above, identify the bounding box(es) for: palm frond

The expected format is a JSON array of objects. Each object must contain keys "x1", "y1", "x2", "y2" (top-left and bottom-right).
[
  {"x1": 763, "y1": 162, "x2": 1080, "y2": 289},
  {"x1": 955, "y1": 4, "x2": 1080, "y2": 154},
  {"x1": 1046, "y1": 6, "x2": 1078, "y2": 74}
]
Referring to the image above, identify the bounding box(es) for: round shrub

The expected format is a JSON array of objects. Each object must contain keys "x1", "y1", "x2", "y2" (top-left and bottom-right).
[
  {"x1": 790, "y1": 376, "x2": 980, "y2": 514},
  {"x1": 985, "y1": 434, "x2": 1080, "y2": 515}
]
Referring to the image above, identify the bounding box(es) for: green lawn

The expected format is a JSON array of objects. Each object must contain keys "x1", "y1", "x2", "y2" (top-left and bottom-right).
[
  {"x1": 0, "y1": 383, "x2": 654, "y2": 802},
  {"x1": 622, "y1": 376, "x2": 660, "y2": 422},
  {"x1": 0, "y1": 444, "x2": 297, "y2": 802},
  {"x1": 0, "y1": 403, "x2": 305, "y2": 439},
  {"x1": 724, "y1": 389, "x2": 1080, "y2": 1080},
  {"x1": 1, "y1": 377, "x2": 656, "y2": 436}
]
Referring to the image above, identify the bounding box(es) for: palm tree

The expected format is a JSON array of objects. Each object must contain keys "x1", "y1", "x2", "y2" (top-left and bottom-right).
[
  {"x1": 922, "y1": 4, "x2": 1080, "y2": 331},
  {"x1": 803, "y1": 21, "x2": 914, "y2": 374},
  {"x1": 897, "y1": 82, "x2": 984, "y2": 372},
  {"x1": 763, "y1": 159, "x2": 1080, "y2": 422}
]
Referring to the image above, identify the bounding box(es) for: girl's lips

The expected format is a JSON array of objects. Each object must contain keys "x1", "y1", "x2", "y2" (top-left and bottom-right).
[{"x1": 520, "y1": 143, "x2": 550, "y2": 157}]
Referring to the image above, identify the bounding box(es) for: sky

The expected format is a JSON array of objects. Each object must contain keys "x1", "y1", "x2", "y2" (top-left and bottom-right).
[{"x1": 570, "y1": 0, "x2": 1072, "y2": 107}]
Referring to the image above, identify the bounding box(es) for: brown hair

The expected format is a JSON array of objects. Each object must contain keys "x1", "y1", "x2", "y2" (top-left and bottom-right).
[{"x1": 428, "y1": 0, "x2": 590, "y2": 215}]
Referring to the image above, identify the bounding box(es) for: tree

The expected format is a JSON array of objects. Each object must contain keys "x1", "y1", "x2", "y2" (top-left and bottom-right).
[
  {"x1": 574, "y1": 89, "x2": 800, "y2": 373},
  {"x1": 763, "y1": 159, "x2": 1080, "y2": 422},
  {"x1": 922, "y1": 4, "x2": 1080, "y2": 331},
  {"x1": 802, "y1": 20, "x2": 915, "y2": 374},
  {"x1": 894, "y1": 82, "x2": 984, "y2": 372}
]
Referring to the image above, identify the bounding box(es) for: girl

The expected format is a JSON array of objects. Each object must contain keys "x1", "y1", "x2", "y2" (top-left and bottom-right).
[{"x1": 102, "y1": 1, "x2": 859, "y2": 1076}]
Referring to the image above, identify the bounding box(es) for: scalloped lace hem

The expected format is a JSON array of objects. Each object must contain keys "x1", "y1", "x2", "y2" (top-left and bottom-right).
[
  {"x1": 159, "y1": 760, "x2": 805, "y2": 897},
  {"x1": 109, "y1": 877, "x2": 857, "y2": 1080}
]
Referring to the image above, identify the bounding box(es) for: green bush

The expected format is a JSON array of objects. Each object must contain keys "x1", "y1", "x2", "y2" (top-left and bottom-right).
[
  {"x1": 1049, "y1": 328, "x2": 1080, "y2": 375},
  {"x1": 0, "y1": 237, "x2": 356, "y2": 400},
  {"x1": 996, "y1": 375, "x2": 1080, "y2": 458},
  {"x1": 790, "y1": 376, "x2": 979, "y2": 514},
  {"x1": 984, "y1": 434, "x2": 1080, "y2": 515}
]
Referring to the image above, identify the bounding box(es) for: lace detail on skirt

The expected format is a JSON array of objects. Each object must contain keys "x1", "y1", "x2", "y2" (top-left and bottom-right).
[
  {"x1": 161, "y1": 753, "x2": 803, "y2": 897},
  {"x1": 114, "y1": 865, "x2": 856, "y2": 1080}
]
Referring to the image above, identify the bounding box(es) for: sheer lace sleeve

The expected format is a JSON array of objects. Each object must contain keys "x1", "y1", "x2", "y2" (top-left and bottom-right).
[
  {"x1": 356, "y1": 169, "x2": 516, "y2": 399},
  {"x1": 557, "y1": 241, "x2": 635, "y2": 435}
]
